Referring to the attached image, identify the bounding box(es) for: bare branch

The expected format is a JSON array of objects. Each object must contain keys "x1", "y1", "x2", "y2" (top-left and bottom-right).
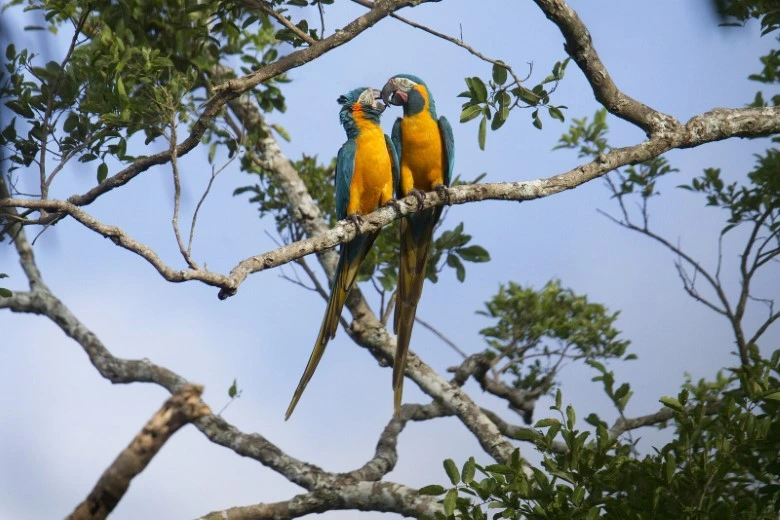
[
  {"x1": 609, "y1": 401, "x2": 720, "y2": 441},
  {"x1": 198, "y1": 481, "x2": 440, "y2": 519},
  {"x1": 67, "y1": 384, "x2": 211, "y2": 520},
  {"x1": 169, "y1": 115, "x2": 199, "y2": 269},
  {"x1": 351, "y1": 0, "x2": 526, "y2": 87},
  {"x1": 414, "y1": 316, "x2": 469, "y2": 359}
]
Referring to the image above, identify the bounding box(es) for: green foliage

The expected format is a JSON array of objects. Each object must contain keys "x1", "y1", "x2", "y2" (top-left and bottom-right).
[
  {"x1": 712, "y1": 0, "x2": 779, "y2": 35},
  {"x1": 0, "y1": 0, "x2": 288, "y2": 183},
  {"x1": 553, "y1": 108, "x2": 609, "y2": 158},
  {"x1": 477, "y1": 280, "x2": 630, "y2": 397},
  {"x1": 0, "y1": 272, "x2": 11, "y2": 298},
  {"x1": 679, "y1": 150, "x2": 779, "y2": 237},
  {"x1": 422, "y1": 351, "x2": 780, "y2": 520},
  {"x1": 459, "y1": 59, "x2": 569, "y2": 149}
]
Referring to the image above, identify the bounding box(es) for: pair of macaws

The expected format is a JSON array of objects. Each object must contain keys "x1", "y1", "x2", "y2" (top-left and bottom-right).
[{"x1": 285, "y1": 74, "x2": 454, "y2": 420}]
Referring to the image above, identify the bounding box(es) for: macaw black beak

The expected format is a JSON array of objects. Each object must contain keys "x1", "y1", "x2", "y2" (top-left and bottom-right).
[
  {"x1": 370, "y1": 88, "x2": 387, "y2": 113},
  {"x1": 381, "y1": 80, "x2": 403, "y2": 106}
]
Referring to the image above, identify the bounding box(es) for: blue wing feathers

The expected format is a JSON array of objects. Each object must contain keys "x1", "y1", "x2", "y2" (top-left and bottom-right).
[
  {"x1": 385, "y1": 134, "x2": 400, "y2": 198},
  {"x1": 335, "y1": 139, "x2": 356, "y2": 220},
  {"x1": 438, "y1": 116, "x2": 454, "y2": 187}
]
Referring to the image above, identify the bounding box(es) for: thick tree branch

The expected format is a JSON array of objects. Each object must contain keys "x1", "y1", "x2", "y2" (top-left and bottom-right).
[
  {"x1": 67, "y1": 384, "x2": 211, "y2": 520},
  {"x1": 198, "y1": 481, "x2": 440, "y2": 520},
  {"x1": 532, "y1": 0, "x2": 675, "y2": 134},
  {"x1": 5, "y1": 106, "x2": 776, "y2": 300}
]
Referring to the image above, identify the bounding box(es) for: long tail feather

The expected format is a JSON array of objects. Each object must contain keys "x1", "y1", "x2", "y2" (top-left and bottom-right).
[
  {"x1": 393, "y1": 208, "x2": 441, "y2": 416},
  {"x1": 286, "y1": 232, "x2": 378, "y2": 420}
]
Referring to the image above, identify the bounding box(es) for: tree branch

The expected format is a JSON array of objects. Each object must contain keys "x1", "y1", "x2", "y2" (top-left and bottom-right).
[
  {"x1": 531, "y1": 0, "x2": 685, "y2": 135},
  {"x1": 5, "y1": 106, "x2": 775, "y2": 301},
  {"x1": 609, "y1": 400, "x2": 720, "y2": 441},
  {"x1": 198, "y1": 481, "x2": 440, "y2": 519},
  {"x1": 67, "y1": 384, "x2": 211, "y2": 520}
]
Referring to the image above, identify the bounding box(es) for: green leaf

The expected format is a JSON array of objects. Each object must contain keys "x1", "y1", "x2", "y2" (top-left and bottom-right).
[
  {"x1": 462, "y1": 457, "x2": 476, "y2": 483},
  {"x1": 534, "y1": 418, "x2": 560, "y2": 428},
  {"x1": 511, "y1": 428, "x2": 540, "y2": 442},
  {"x1": 5, "y1": 100, "x2": 34, "y2": 119},
  {"x1": 478, "y1": 116, "x2": 487, "y2": 150},
  {"x1": 457, "y1": 245, "x2": 490, "y2": 263},
  {"x1": 572, "y1": 486, "x2": 585, "y2": 506},
  {"x1": 460, "y1": 104, "x2": 482, "y2": 123},
  {"x1": 442, "y1": 488, "x2": 457, "y2": 516},
  {"x1": 447, "y1": 253, "x2": 466, "y2": 282},
  {"x1": 548, "y1": 106, "x2": 565, "y2": 122},
  {"x1": 762, "y1": 391, "x2": 780, "y2": 402},
  {"x1": 0, "y1": 288, "x2": 12, "y2": 298},
  {"x1": 531, "y1": 111, "x2": 542, "y2": 130},
  {"x1": 566, "y1": 405, "x2": 576, "y2": 429},
  {"x1": 6, "y1": 43, "x2": 15, "y2": 61},
  {"x1": 664, "y1": 454, "x2": 676, "y2": 484},
  {"x1": 97, "y1": 162, "x2": 108, "y2": 184},
  {"x1": 0, "y1": 274, "x2": 8, "y2": 279},
  {"x1": 555, "y1": 388, "x2": 562, "y2": 410},
  {"x1": 444, "y1": 458, "x2": 460, "y2": 485},
  {"x1": 228, "y1": 378, "x2": 238, "y2": 398},
  {"x1": 659, "y1": 396, "x2": 684, "y2": 412},
  {"x1": 116, "y1": 76, "x2": 127, "y2": 100},
  {"x1": 492, "y1": 62, "x2": 508, "y2": 85},
  {"x1": 418, "y1": 484, "x2": 447, "y2": 496},
  {"x1": 271, "y1": 124, "x2": 291, "y2": 142},
  {"x1": 471, "y1": 76, "x2": 488, "y2": 103}
]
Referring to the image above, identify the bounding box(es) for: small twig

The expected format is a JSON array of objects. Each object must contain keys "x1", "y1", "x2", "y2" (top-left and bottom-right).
[
  {"x1": 381, "y1": 290, "x2": 396, "y2": 326},
  {"x1": 170, "y1": 115, "x2": 199, "y2": 269},
  {"x1": 414, "y1": 316, "x2": 468, "y2": 359},
  {"x1": 40, "y1": 7, "x2": 91, "y2": 199},
  {"x1": 350, "y1": 0, "x2": 525, "y2": 87},
  {"x1": 187, "y1": 157, "x2": 233, "y2": 256},
  {"x1": 248, "y1": 0, "x2": 317, "y2": 45}
]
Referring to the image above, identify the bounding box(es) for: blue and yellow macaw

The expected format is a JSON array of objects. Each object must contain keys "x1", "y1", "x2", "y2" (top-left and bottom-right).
[
  {"x1": 285, "y1": 87, "x2": 399, "y2": 420},
  {"x1": 381, "y1": 74, "x2": 454, "y2": 415}
]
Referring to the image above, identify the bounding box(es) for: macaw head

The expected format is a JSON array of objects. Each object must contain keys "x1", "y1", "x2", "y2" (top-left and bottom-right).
[
  {"x1": 337, "y1": 87, "x2": 386, "y2": 130},
  {"x1": 380, "y1": 74, "x2": 436, "y2": 117}
]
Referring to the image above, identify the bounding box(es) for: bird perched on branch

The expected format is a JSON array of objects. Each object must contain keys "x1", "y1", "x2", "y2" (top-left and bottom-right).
[
  {"x1": 285, "y1": 87, "x2": 399, "y2": 420},
  {"x1": 381, "y1": 74, "x2": 454, "y2": 416}
]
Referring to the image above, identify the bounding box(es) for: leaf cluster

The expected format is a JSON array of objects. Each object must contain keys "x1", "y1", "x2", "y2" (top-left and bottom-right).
[
  {"x1": 477, "y1": 280, "x2": 630, "y2": 396},
  {"x1": 459, "y1": 59, "x2": 569, "y2": 150},
  {"x1": 422, "y1": 350, "x2": 780, "y2": 519}
]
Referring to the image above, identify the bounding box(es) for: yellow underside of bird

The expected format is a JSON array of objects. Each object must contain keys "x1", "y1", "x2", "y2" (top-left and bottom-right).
[
  {"x1": 399, "y1": 93, "x2": 444, "y2": 195},
  {"x1": 349, "y1": 110, "x2": 394, "y2": 214}
]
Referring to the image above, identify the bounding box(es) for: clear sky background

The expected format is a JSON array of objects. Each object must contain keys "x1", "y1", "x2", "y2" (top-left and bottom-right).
[{"x1": 1, "y1": 1, "x2": 778, "y2": 518}]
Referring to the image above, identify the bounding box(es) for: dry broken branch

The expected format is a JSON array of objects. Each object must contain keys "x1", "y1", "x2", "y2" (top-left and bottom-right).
[{"x1": 67, "y1": 384, "x2": 211, "y2": 520}]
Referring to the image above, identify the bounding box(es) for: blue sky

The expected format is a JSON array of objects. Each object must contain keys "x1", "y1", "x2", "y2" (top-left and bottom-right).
[{"x1": 1, "y1": 1, "x2": 778, "y2": 518}]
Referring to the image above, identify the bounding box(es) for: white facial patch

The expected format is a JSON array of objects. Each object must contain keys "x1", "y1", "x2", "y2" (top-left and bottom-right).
[
  {"x1": 396, "y1": 78, "x2": 416, "y2": 91},
  {"x1": 358, "y1": 89, "x2": 374, "y2": 105}
]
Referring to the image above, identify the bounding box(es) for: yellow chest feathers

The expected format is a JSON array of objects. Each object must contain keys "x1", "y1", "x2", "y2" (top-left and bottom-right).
[
  {"x1": 348, "y1": 117, "x2": 393, "y2": 215},
  {"x1": 399, "y1": 111, "x2": 444, "y2": 192}
]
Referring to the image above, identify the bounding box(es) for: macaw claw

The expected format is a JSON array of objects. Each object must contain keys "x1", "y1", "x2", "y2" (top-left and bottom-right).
[
  {"x1": 384, "y1": 198, "x2": 402, "y2": 212},
  {"x1": 409, "y1": 189, "x2": 426, "y2": 210},
  {"x1": 346, "y1": 213, "x2": 364, "y2": 231},
  {"x1": 434, "y1": 184, "x2": 451, "y2": 206}
]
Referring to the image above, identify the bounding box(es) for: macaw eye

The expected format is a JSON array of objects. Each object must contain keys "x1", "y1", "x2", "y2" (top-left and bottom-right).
[{"x1": 358, "y1": 89, "x2": 374, "y2": 105}]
